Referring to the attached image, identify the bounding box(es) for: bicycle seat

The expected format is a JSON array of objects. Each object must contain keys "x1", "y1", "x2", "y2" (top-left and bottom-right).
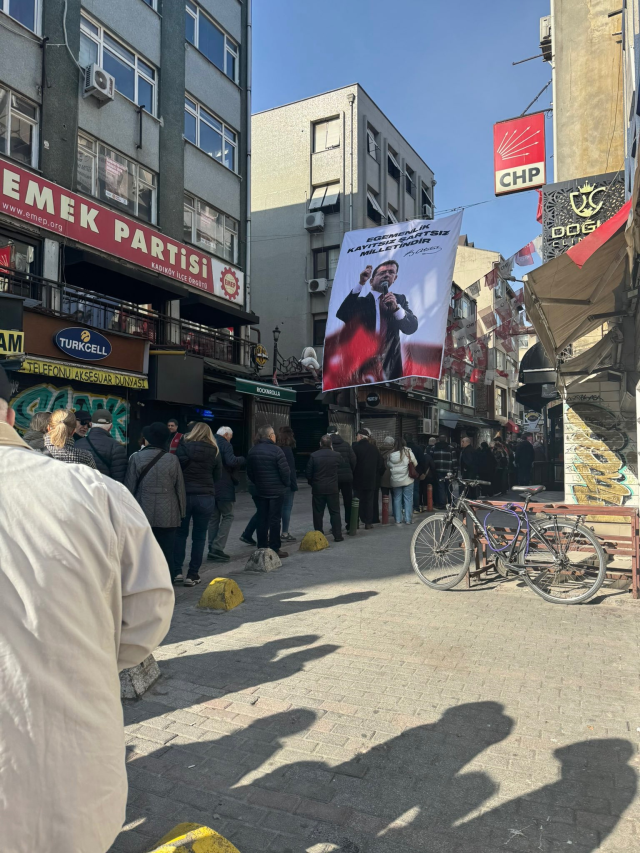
[{"x1": 512, "y1": 485, "x2": 545, "y2": 495}]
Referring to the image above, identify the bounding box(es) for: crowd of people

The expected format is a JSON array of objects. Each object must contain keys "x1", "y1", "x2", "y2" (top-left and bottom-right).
[{"x1": 18, "y1": 397, "x2": 547, "y2": 579}]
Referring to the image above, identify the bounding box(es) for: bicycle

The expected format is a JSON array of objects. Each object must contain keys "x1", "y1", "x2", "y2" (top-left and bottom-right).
[{"x1": 410, "y1": 475, "x2": 607, "y2": 604}]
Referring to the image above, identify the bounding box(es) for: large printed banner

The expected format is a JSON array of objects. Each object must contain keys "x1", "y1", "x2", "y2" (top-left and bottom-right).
[
  {"x1": 0, "y1": 158, "x2": 244, "y2": 305},
  {"x1": 322, "y1": 212, "x2": 463, "y2": 392}
]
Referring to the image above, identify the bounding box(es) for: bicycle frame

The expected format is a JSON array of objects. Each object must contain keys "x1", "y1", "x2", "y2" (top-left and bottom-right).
[{"x1": 441, "y1": 482, "x2": 584, "y2": 572}]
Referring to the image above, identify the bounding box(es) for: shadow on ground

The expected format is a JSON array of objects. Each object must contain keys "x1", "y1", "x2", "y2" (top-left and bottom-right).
[{"x1": 112, "y1": 701, "x2": 636, "y2": 853}]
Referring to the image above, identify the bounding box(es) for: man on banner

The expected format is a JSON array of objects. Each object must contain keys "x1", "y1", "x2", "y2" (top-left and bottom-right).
[{"x1": 336, "y1": 260, "x2": 418, "y2": 382}]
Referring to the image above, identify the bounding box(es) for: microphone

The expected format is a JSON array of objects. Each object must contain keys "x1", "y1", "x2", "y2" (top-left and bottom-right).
[{"x1": 380, "y1": 281, "x2": 389, "y2": 296}]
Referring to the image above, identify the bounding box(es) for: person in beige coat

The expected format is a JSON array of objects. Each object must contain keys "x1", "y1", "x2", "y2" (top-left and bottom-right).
[{"x1": 0, "y1": 367, "x2": 174, "y2": 853}]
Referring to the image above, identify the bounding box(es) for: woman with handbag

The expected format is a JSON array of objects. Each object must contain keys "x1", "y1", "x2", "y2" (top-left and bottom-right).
[
  {"x1": 125, "y1": 422, "x2": 186, "y2": 580},
  {"x1": 387, "y1": 437, "x2": 418, "y2": 525}
]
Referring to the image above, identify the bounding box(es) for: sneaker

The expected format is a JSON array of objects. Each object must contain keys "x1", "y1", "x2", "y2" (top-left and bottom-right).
[
  {"x1": 183, "y1": 577, "x2": 202, "y2": 587},
  {"x1": 172, "y1": 574, "x2": 183, "y2": 584},
  {"x1": 208, "y1": 550, "x2": 231, "y2": 562},
  {"x1": 281, "y1": 532, "x2": 297, "y2": 542},
  {"x1": 276, "y1": 550, "x2": 289, "y2": 558},
  {"x1": 240, "y1": 534, "x2": 257, "y2": 546}
]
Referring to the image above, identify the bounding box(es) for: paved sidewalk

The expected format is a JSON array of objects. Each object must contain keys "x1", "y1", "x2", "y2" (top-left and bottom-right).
[{"x1": 112, "y1": 487, "x2": 640, "y2": 853}]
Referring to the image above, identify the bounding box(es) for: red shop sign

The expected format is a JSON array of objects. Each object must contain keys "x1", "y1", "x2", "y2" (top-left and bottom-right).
[
  {"x1": 493, "y1": 111, "x2": 546, "y2": 197},
  {"x1": 0, "y1": 158, "x2": 214, "y2": 294}
]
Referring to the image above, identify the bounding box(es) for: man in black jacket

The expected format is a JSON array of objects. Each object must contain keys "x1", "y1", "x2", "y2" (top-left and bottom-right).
[
  {"x1": 404, "y1": 433, "x2": 429, "y2": 512},
  {"x1": 336, "y1": 261, "x2": 418, "y2": 381},
  {"x1": 352, "y1": 427, "x2": 386, "y2": 528},
  {"x1": 246, "y1": 424, "x2": 290, "y2": 557},
  {"x1": 75, "y1": 409, "x2": 127, "y2": 482},
  {"x1": 306, "y1": 435, "x2": 343, "y2": 542},
  {"x1": 327, "y1": 425, "x2": 356, "y2": 527},
  {"x1": 208, "y1": 426, "x2": 245, "y2": 563}
]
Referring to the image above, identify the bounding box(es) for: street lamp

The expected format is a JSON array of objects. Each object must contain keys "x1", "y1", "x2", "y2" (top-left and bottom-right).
[{"x1": 272, "y1": 326, "x2": 281, "y2": 385}]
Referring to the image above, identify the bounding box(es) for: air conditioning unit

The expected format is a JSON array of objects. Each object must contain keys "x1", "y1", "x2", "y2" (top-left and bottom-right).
[
  {"x1": 83, "y1": 64, "x2": 115, "y2": 104},
  {"x1": 304, "y1": 211, "x2": 325, "y2": 233},
  {"x1": 422, "y1": 204, "x2": 433, "y2": 217},
  {"x1": 308, "y1": 278, "x2": 328, "y2": 294},
  {"x1": 425, "y1": 405, "x2": 439, "y2": 435},
  {"x1": 418, "y1": 418, "x2": 432, "y2": 435}
]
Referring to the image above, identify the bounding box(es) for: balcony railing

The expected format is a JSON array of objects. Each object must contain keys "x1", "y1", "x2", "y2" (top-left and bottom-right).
[{"x1": 0, "y1": 266, "x2": 254, "y2": 367}]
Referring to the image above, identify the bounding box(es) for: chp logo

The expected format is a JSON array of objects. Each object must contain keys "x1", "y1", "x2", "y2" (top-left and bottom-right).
[{"x1": 220, "y1": 267, "x2": 240, "y2": 301}]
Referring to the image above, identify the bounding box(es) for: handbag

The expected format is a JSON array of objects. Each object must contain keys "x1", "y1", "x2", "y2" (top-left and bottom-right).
[
  {"x1": 135, "y1": 449, "x2": 166, "y2": 496},
  {"x1": 407, "y1": 449, "x2": 419, "y2": 480}
]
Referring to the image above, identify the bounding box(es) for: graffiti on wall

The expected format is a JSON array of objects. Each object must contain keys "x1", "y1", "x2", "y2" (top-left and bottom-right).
[
  {"x1": 564, "y1": 402, "x2": 638, "y2": 506},
  {"x1": 10, "y1": 384, "x2": 129, "y2": 445}
]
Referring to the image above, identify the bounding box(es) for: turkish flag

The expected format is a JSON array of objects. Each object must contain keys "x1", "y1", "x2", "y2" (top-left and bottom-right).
[
  {"x1": 0, "y1": 246, "x2": 10, "y2": 270},
  {"x1": 322, "y1": 326, "x2": 383, "y2": 390}
]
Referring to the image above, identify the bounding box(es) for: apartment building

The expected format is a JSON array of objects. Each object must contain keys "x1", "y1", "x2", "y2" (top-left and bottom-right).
[
  {"x1": 251, "y1": 84, "x2": 436, "y2": 365},
  {"x1": 453, "y1": 237, "x2": 523, "y2": 441},
  {"x1": 0, "y1": 0, "x2": 264, "y2": 452}
]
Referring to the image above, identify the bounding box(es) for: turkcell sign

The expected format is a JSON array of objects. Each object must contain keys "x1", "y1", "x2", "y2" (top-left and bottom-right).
[
  {"x1": 54, "y1": 327, "x2": 112, "y2": 361},
  {"x1": 493, "y1": 112, "x2": 546, "y2": 196}
]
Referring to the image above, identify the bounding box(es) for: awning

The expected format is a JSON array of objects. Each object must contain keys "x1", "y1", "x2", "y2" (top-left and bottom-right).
[
  {"x1": 506, "y1": 419, "x2": 519, "y2": 433},
  {"x1": 524, "y1": 219, "x2": 629, "y2": 359},
  {"x1": 558, "y1": 325, "x2": 622, "y2": 387}
]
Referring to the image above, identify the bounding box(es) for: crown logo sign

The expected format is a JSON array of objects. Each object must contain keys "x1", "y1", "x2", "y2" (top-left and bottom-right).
[{"x1": 570, "y1": 181, "x2": 606, "y2": 219}]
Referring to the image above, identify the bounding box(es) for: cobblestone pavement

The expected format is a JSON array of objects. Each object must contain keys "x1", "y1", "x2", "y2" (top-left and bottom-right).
[{"x1": 112, "y1": 486, "x2": 640, "y2": 853}]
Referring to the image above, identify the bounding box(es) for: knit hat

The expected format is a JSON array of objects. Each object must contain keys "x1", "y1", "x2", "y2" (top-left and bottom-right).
[
  {"x1": 143, "y1": 422, "x2": 170, "y2": 448},
  {"x1": 383, "y1": 435, "x2": 395, "y2": 447}
]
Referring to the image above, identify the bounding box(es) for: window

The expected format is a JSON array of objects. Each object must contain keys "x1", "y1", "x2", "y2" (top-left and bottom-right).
[
  {"x1": 184, "y1": 194, "x2": 238, "y2": 263},
  {"x1": 451, "y1": 377, "x2": 462, "y2": 404},
  {"x1": 405, "y1": 165, "x2": 416, "y2": 198},
  {"x1": 387, "y1": 147, "x2": 401, "y2": 181},
  {"x1": 367, "y1": 189, "x2": 383, "y2": 225},
  {"x1": 421, "y1": 183, "x2": 433, "y2": 215},
  {"x1": 309, "y1": 183, "x2": 340, "y2": 214},
  {"x1": 77, "y1": 133, "x2": 157, "y2": 223},
  {"x1": 496, "y1": 387, "x2": 507, "y2": 417},
  {"x1": 460, "y1": 297, "x2": 474, "y2": 319},
  {"x1": 0, "y1": 85, "x2": 38, "y2": 167},
  {"x1": 185, "y1": 1, "x2": 238, "y2": 82},
  {"x1": 184, "y1": 95, "x2": 237, "y2": 172},
  {"x1": 387, "y1": 205, "x2": 398, "y2": 224},
  {"x1": 313, "y1": 246, "x2": 340, "y2": 280},
  {"x1": 80, "y1": 15, "x2": 156, "y2": 114},
  {"x1": 438, "y1": 374, "x2": 451, "y2": 400},
  {"x1": 519, "y1": 335, "x2": 529, "y2": 349},
  {"x1": 0, "y1": 0, "x2": 38, "y2": 33},
  {"x1": 464, "y1": 382, "x2": 475, "y2": 408},
  {"x1": 496, "y1": 349, "x2": 506, "y2": 371},
  {"x1": 313, "y1": 317, "x2": 327, "y2": 346},
  {"x1": 141, "y1": 0, "x2": 157, "y2": 7},
  {"x1": 313, "y1": 117, "x2": 340, "y2": 152},
  {"x1": 367, "y1": 126, "x2": 378, "y2": 161}
]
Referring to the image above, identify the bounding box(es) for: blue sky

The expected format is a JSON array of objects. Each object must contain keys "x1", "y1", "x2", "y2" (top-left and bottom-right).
[{"x1": 252, "y1": 0, "x2": 551, "y2": 260}]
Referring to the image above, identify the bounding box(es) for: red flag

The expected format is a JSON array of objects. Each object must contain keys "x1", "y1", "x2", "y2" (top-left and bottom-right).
[
  {"x1": 536, "y1": 189, "x2": 543, "y2": 224},
  {"x1": 0, "y1": 246, "x2": 10, "y2": 270},
  {"x1": 515, "y1": 242, "x2": 535, "y2": 266},
  {"x1": 485, "y1": 268, "x2": 499, "y2": 290},
  {"x1": 272, "y1": 368, "x2": 279, "y2": 386},
  {"x1": 567, "y1": 198, "x2": 632, "y2": 269}
]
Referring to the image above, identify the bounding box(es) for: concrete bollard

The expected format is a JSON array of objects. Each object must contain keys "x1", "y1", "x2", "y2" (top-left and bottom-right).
[
  {"x1": 348, "y1": 496, "x2": 360, "y2": 536},
  {"x1": 381, "y1": 493, "x2": 389, "y2": 525},
  {"x1": 299, "y1": 530, "x2": 329, "y2": 551},
  {"x1": 120, "y1": 655, "x2": 161, "y2": 700},
  {"x1": 244, "y1": 548, "x2": 281, "y2": 572},
  {"x1": 197, "y1": 578, "x2": 244, "y2": 611},
  {"x1": 427, "y1": 483, "x2": 433, "y2": 512},
  {"x1": 147, "y1": 822, "x2": 241, "y2": 852}
]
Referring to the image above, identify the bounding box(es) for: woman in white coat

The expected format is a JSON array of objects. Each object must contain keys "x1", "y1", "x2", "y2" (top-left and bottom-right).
[{"x1": 387, "y1": 437, "x2": 418, "y2": 525}]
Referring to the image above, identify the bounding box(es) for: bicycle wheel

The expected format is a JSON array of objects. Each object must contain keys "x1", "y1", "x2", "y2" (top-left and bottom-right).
[
  {"x1": 411, "y1": 514, "x2": 472, "y2": 590},
  {"x1": 521, "y1": 519, "x2": 606, "y2": 604}
]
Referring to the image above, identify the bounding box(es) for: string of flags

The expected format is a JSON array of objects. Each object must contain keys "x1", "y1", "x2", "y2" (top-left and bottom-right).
[{"x1": 444, "y1": 234, "x2": 542, "y2": 386}]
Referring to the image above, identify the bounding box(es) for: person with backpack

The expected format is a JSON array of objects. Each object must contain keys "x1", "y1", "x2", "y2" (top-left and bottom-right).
[
  {"x1": 387, "y1": 437, "x2": 418, "y2": 524},
  {"x1": 125, "y1": 422, "x2": 186, "y2": 579},
  {"x1": 75, "y1": 408, "x2": 127, "y2": 482}
]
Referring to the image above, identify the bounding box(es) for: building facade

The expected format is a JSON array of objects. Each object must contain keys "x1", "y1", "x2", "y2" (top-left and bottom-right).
[{"x1": 0, "y1": 0, "x2": 263, "y2": 452}]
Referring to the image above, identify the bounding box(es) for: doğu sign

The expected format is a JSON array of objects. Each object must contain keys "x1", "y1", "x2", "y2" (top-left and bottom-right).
[
  {"x1": 0, "y1": 158, "x2": 244, "y2": 305},
  {"x1": 54, "y1": 327, "x2": 112, "y2": 361}
]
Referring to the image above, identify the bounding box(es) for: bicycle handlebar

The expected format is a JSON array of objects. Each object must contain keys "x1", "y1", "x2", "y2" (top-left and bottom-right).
[{"x1": 445, "y1": 474, "x2": 492, "y2": 487}]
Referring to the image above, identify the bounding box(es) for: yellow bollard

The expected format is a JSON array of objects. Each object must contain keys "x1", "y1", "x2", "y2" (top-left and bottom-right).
[
  {"x1": 197, "y1": 578, "x2": 244, "y2": 611},
  {"x1": 148, "y1": 822, "x2": 241, "y2": 852},
  {"x1": 299, "y1": 531, "x2": 330, "y2": 551}
]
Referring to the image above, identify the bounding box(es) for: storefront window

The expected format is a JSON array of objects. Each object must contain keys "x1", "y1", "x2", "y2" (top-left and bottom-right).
[
  {"x1": 77, "y1": 133, "x2": 157, "y2": 223},
  {"x1": 0, "y1": 85, "x2": 38, "y2": 168}
]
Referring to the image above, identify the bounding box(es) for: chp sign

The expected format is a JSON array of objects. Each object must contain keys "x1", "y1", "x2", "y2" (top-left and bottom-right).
[{"x1": 493, "y1": 112, "x2": 546, "y2": 196}]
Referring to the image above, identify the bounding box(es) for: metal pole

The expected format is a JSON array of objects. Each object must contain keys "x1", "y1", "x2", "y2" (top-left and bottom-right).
[
  {"x1": 381, "y1": 493, "x2": 389, "y2": 525},
  {"x1": 347, "y1": 92, "x2": 355, "y2": 232},
  {"x1": 348, "y1": 497, "x2": 359, "y2": 535}
]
